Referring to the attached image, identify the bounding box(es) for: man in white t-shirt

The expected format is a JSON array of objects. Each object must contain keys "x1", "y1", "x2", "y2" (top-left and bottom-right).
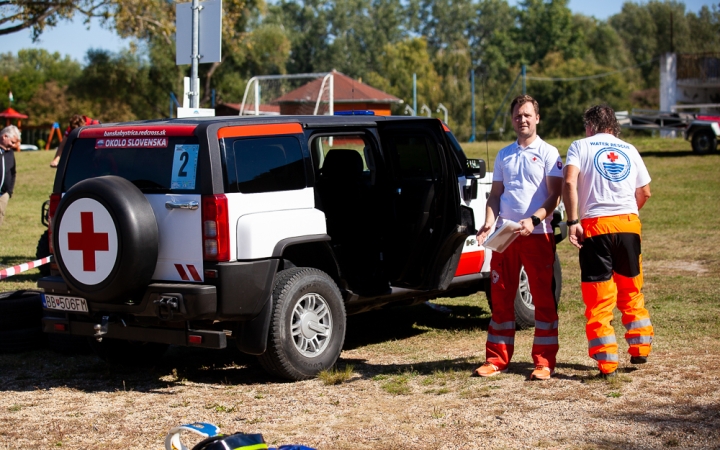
[
  {"x1": 473, "y1": 95, "x2": 563, "y2": 381},
  {"x1": 564, "y1": 104, "x2": 654, "y2": 378}
]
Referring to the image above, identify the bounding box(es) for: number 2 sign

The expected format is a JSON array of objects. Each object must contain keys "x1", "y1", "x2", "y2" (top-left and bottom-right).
[{"x1": 171, "y1": 144, "x2": 200, "y2": 189}]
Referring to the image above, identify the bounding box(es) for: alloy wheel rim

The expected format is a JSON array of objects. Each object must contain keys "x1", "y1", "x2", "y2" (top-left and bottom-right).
[{"x1": 291, "y1": 293, "x2": 333, "y2": 357}]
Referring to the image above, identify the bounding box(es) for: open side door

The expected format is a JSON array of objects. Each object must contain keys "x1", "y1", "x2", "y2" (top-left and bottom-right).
[{"x1": 377, "y1": 119, "x2": 466, "y2": 291}]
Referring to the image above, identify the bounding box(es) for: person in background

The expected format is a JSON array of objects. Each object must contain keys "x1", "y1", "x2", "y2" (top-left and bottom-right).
[
  {"x1": 0, "y1": 125, "x2": 20, "y2": 227},
  {"x1": 50, "y1": 114, "x2": 100, "y2": 168},
  {"x1": 563, "y1": 104, "x2": 654, "y2": 378},
  {"x1": 473, "y1": 95, "x2": 563, "y2": 381}
]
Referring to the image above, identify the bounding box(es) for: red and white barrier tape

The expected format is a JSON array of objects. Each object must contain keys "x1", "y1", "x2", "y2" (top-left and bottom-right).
[{"x1": 0, "y1": 256, "x2": 52, "y2": 280}]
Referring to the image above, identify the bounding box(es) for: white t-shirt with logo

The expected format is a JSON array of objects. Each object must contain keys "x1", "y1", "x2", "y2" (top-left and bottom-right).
[
  {"x1": 492, "y1": 136, "x2": 563, "y2": 234},
  {"x1": 565, "y1": 133, "x2": 651, "y2": 219}
]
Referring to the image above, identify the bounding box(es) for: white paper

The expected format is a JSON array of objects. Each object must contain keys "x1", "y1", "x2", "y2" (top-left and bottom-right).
[{"x1": 483, "y1": 220, "x2": 521, "y2": 253}]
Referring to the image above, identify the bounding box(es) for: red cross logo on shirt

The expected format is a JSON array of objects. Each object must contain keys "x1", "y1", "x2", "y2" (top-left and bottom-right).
[
  {"x1": 67, "y1": 212, "x2": 109, "y2": 272},
  {"x1": 607, "y1": 152, "x2": 619, "y2": 162}
]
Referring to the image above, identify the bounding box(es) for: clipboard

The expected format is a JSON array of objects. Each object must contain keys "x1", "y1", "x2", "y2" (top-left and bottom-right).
[{"x1": 483, "y1": 220, "x2": 521, "y2": 253}]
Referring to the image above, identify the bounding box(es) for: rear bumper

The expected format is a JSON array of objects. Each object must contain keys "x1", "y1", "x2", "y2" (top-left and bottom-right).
[{"x1": 42, "y1": 315, "x2": 228, "y2": 349}]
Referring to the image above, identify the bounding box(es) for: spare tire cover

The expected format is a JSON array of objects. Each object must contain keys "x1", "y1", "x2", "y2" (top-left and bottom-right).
[{"x1": 53, "y1": 176, "x2": 159, "y2": 302}]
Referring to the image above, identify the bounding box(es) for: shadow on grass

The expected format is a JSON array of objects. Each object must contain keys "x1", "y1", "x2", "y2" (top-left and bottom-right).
[
  {"x1": 336, "y1": 357, "x2": 597, "y2": 381},
  {"x1": 587, "y1": 401, "x2": 720, "y2": 448},
  {"x1": 0, "y1": 344, "x2": 276, "y2": 393},
  {"x1": 0, "y1": 302, "x2": 491, "y2": 392},
  {"x1": 343, "y1": 302, "x2": 490, "y2": 350}
]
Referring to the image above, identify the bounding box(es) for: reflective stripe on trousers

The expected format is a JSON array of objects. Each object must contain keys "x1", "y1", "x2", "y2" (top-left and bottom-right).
[
  {"x1": 485, "y1": 234, "x2": 558, "y2": 370},
  {"x1": 580, "y1": 215, "x2": 654, "y2": 374}
]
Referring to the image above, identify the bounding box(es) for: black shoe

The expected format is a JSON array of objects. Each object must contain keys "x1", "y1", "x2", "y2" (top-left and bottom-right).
[
  {"x1": 599, "y1": 370, "x2": 617, "y2": 379},
  {"x1": 630, "y1": 356, "x2": 647, "y2": 365}
]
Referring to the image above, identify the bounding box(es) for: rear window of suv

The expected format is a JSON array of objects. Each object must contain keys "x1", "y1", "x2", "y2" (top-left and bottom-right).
[
  {"x1": 63, "y1": 136, "x2": 202, "y2": 194},
  {"x1": 224, "y1": 136, "x2": 306, "y2": 194}
]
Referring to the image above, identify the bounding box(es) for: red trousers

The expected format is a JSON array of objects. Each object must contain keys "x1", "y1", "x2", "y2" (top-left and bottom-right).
[{"x1": 486, "y1": 233, "x2": 558, "y2": 370}]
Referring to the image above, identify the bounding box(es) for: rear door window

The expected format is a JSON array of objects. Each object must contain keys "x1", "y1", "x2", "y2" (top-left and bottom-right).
[{"x1": 225, "y1": 136, "x2": 306, "y2": 194}]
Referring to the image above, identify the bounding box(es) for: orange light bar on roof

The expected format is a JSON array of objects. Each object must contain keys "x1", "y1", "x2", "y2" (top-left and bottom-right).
[{"x1": 217, "y1": 123, "x2": 303, "y2": 139}]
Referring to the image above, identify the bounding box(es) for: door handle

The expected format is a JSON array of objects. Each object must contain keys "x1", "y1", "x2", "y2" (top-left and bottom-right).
[{"x1": 165, "y1": 200, "x2": 199, "y2": 210}]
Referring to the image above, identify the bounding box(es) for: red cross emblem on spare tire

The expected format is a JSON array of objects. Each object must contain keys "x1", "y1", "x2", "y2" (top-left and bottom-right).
[
  {"x1": 52, "y1": 176, "x2": 159, "y2": 303},
  {"x1": 59, "y1": 198, "x2": 118, "y2": 284}
]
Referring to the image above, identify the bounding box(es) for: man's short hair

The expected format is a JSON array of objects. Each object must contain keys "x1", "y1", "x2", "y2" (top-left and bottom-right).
[
  {"x1": 0, "y1": 125, "x2": 20, "y2": 141},
  {"x1": 69, "y1": 114, "x2": 86, "y2": 130},
  {"x1": 584, "y1": 104, "x2": 621, "y2": 137},
  {"x1": 510, "y1": 94, "x2": 540, "y2": 116}
]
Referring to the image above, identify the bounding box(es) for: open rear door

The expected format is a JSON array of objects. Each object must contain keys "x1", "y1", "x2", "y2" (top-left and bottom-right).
[{"x1": 377, "y1": 119, "x2": 466, "y2": 291}]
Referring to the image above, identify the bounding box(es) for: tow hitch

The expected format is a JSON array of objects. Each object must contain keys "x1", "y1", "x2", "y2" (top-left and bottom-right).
[{"x1": 93, "y1": 316, "x2": 126, "y2": 342}]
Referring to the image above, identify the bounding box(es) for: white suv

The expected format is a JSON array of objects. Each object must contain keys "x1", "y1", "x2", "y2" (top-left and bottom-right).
[{"x1": 39, "y1": 115, "x2": 564, "y2": 380}]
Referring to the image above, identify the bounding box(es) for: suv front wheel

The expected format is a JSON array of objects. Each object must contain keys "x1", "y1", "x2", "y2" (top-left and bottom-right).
[{"x1": 258, "y1": 268, "x2": 346, "y2": 380}]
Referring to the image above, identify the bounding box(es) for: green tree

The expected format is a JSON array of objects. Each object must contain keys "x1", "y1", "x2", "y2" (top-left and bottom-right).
[
  {"x1": 0, "y1": 49, "x2": 82, "y2": 124},
  {"x1": 527, "y1": 52, "x2": 632, "y2": 137},
  {"x1": 365, "y1": 38, "x2": 442, "y2": 115}
]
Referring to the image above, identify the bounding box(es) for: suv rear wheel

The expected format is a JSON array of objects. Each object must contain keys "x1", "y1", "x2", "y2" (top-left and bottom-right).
[{"x1": 258, "y1": 268, "x2": 346, "y2": 380}]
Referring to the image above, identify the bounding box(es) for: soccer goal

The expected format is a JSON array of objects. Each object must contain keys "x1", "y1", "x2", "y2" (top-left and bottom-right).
[{"x1": 239, "y1": 72, "x2": 335, "y2": 116}]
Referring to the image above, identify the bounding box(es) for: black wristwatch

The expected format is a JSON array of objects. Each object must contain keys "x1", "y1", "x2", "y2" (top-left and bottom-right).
[
  {"x1": 531, "y1": 215, "x2": 541, "y2": 227},
  {"x1": 567, "y1": 219, "x2": 580, "y2": 226}
]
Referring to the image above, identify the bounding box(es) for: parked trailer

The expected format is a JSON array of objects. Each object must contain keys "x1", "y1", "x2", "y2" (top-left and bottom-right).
[{"x1": 616, "y1": 107, "x2": 720, "y2": 154}]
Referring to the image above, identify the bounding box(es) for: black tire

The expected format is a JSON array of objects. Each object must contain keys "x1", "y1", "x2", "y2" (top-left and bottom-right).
[
  {"x1": 52, "y1": 176, "x2": 159, "y2": 303},
  {"x1": 0, "y1": 290, "x2": 43, "y2": 331},
  {"x1": 485, "y1": 253, "x2": 562, "y2": 330},
  {"x1": 691, "y1": 129, "x2": 717, "y2": 154},
  {"x1": 89, "y1": 338, "x2": 168, "y2": 366},
  {"x1": 258, "y1": 268, "x2": 346, "y2": 381},
  {"x1": 35, "y1": 230, "x2": 51, "y2": 277},
  {"x1": 0, "y1": 327, "x2": 46, "y2": 353}
]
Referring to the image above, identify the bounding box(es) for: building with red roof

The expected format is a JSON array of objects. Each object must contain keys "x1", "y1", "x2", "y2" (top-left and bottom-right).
[{"x1": 274, "y1": 71, "x2": 402, "y2": 116}]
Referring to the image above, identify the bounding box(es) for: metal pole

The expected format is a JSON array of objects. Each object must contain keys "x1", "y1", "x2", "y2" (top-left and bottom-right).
[
  {"x1": 469, "y1": 70, "x2": 476, "y2": 142},
  {"x1": 190, "y1": 0, "x2": 201, "y2": 108},
  {"x1": 413, "y1": 73, "x2": 417, "y2": 116},
  {"x1": 254, "y1": 79, "x2": 260, "y2": 116},
  {"x1": 329, "y1": 74, "x2": 334, "y2": 116},
  {"x1": 522, "y1": 64, "x2": 526, "y2": 95}
]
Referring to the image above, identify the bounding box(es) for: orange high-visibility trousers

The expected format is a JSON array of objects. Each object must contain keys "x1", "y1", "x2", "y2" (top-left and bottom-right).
[
  {"x1": 580, "y1": 214, "x2": 653, "y2": 374},
  {"x1": 486, "y1": 233, "x2": 558, "y2": 370}
]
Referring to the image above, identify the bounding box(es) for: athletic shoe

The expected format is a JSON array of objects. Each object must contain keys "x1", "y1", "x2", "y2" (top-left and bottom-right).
[
  {"x1": 530, "y1": 365, "x2": 554, "y2": 380},
  {"x1": 472, "y1": 362, "x2": 507, "y2": 377},
  {"x1": 630, "y1": 356, "x2": 647, "y2": 365}
]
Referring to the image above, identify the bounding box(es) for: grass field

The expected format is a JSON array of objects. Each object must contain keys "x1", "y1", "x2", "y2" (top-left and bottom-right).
[{"x1": 0, "y1": 138, "x2": 719, "y2": 448}]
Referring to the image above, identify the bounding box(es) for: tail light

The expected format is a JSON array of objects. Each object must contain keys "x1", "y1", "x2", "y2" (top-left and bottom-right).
[
  {"x1": 201, "y1": 194, "x2": 230, "y2": 262},
  {"x1": 48, "y1": 193, "x2": 61, "y2": 256}
]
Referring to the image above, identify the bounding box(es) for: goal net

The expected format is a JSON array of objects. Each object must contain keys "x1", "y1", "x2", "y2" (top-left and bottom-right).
[{"x1": 239, "y1": 73, "x2": 335, "y2": 116}]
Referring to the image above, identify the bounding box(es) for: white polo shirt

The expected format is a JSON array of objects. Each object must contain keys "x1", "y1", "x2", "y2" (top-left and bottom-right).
[
  {"x1": 493, "y1": 136, "x2": 563, "y2": 234},
  {"x1": 566, "y1": 133, "x2": 651, "y2": 219}
]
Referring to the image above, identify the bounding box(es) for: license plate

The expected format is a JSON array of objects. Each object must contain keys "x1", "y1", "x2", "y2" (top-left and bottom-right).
[{"x1": 42, "y1": 294, "x2": 89, "y2": 313}]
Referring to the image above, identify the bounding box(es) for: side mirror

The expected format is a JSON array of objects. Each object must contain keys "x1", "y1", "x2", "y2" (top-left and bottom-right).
[{"x1": 465, "y1": 158, "x2": 486, "y2": 179}]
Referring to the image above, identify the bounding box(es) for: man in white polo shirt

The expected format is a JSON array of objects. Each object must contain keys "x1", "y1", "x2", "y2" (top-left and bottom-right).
[
  {"x1": 563, "y1": 104, "x2": 653, "y2": 378},
  {"x1": 473, "y1": 95, "x2": 563, "y2": 380}
]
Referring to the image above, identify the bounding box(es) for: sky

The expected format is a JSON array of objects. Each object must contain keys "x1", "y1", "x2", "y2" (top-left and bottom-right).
[{"x1": 0, "y1": 0, "x2": 716, "y2": 64}]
